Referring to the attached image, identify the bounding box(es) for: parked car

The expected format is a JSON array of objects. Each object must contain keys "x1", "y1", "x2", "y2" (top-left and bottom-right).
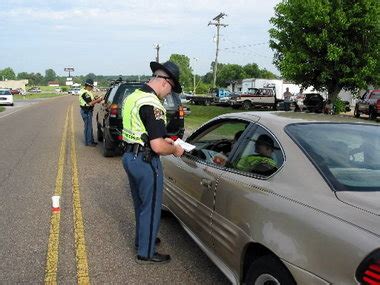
[
  {"x1": 354, "y1": 89, "x2": 380, "y2": 120},
  {"x1": 27, "y1": 87, "x2": 41, "y2": 93},
  {"x1": 10, "y1": 89, "x2": 21, "y2": 95},
  {"x1": 161, "y1": 111, "x2": 380, "y2": 285},
  {"x1": 0, "y1": 89, "x2": 14, "y2": 106},
  {"x1": 302, "y1": 93, "x2": 325, "y2": 113},
  {"x1": 68, "y1": 87, "x2": 81, "y2": 95},
  {"x1": 229, "y1": 88, "x2": 277, "y2": 110},
  {"x1": 96, "y1": 81, "x2": 188, "y2": 157}
]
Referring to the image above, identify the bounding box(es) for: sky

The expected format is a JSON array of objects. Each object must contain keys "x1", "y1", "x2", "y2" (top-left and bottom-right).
[{"x1": 0, "y1": 0, "x2": 281, "y2": 77}]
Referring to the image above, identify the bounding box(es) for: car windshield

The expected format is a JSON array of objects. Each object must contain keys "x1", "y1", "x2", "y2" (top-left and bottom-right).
[
  {"x1": 0, "y1": 90, "x2": 11, "y2": 95},
  {"x1": 286, "y1": 123, "x2": 380, "y2": 192}
]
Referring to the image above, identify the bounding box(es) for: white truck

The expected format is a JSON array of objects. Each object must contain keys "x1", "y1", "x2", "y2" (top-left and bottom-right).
[{"x1": 229, "y1": 87, "x2": 278, "y2": 110}]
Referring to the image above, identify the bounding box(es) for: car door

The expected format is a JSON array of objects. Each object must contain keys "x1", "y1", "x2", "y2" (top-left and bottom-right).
[
  {"x1": 211, "y1": 124, "x2": 285, "y2": 272},
  {"x1": 97, "y1": 88, "x2": 111, "y2": 127},
  {"x1": 358, "y1": 91, "x2": 370, "y2": 113},
  {"x1": 163, "y1": 119, "x2": 250, "y2": 248}
]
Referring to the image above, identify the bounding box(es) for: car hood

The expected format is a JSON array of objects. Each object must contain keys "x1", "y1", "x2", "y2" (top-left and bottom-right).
[{"x1": 336, "y1": 191, "x2": 380, "y2": 216}]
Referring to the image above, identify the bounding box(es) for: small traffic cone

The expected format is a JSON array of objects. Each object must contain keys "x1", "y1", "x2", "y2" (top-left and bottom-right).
[{"x1": 52, "y1": 196, "x2": 61, "y2": 213}]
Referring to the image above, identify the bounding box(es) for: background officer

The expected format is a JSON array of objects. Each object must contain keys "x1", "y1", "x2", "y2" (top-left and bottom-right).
[
  {"x1": 79, "y1": 79, "x2": 102, "y2": 146},
  {"x1": 121, "y1": 61, "x2": 184, "y2": 264}
]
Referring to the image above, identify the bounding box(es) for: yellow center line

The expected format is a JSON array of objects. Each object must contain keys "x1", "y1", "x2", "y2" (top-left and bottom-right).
[
  {"x1": 44, "y1": 108, "x2": 70, "y2": 284},
  {"x1": 69, "y1": 105, "x2": 91, "y2": 284}
]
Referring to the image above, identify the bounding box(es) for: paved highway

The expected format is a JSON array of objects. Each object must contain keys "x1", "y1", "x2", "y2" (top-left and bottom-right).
[{"x1": 0, "y1": 96, "x2": 229, "y2": 284}]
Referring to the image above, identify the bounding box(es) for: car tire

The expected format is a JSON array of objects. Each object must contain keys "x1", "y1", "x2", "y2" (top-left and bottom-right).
[
  {"x1": 244, "y1": 255, "x2": 296, "y2": 285},
  {"x1": 369, "y1": 109, "x2": 377, "y2": 120},
  {"x1": 204, "y1": 100, "x2": 211, "y2": 106},
  {"x1": 102, "y1": 136, "x2": 115, "y2": 157},
  {"x1": 97, "y1": 124, "x2": 103, "y2": 142},
  {"x1": 354, "y1": 106, "x2": 360, "y2": 118},
  {"x1": 243, "y1": 101, "x2": 252, "y2": 110}
]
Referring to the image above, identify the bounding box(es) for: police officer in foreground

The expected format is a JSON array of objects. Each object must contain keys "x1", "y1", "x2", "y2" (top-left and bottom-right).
[
  {"x1": 79, "y1": 79, "x2": 102, "y2": 146},
  {"x1": 121, "y1": 61, "x2": 184, "y2": 264}
]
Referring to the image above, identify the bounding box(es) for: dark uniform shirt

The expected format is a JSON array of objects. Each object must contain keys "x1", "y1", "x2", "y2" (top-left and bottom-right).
[
  {"x1": 81, "y1": 91, "x2": 93, "y2": 110},
  {"x1": 139, "y1": 84, "x2": 167, "y2": 140}
]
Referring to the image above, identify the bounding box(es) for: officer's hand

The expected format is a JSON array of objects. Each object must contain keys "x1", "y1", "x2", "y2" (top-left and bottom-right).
[
  {"x1": 173, "y1": 145, "x2": 184, "y2": 157},
  {"x1": 165, "y1": 137, "x2": 174, "y2": 144}
]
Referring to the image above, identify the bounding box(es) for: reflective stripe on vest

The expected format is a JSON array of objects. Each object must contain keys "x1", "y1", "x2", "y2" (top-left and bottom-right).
[
  {"x1": 122, "y1": 89, "x2": 167, "y2": 145},
  {"x1": 79, "y1": 88, "x2": 94, "y2": 107}
]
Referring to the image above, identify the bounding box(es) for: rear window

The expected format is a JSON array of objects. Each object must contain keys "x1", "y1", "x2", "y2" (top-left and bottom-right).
[
  {"x1": 0, "y1": 90, "x2": 11, "y2": 95},
  {"x1": 114, "y1": 84, "x2": 142, "y2": 105},
  {"x1": 286, "y1": 123, "x2": 380, "y2": 192}
]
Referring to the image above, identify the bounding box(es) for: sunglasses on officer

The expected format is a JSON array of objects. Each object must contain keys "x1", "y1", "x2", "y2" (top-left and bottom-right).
[{"x1": 152, "y1": 74, "x2": 175, "y2": 89}]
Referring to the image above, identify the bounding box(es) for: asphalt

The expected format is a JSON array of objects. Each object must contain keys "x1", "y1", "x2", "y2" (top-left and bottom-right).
[{"x1": 0, "y1": 96, "x2": 229, "y2": 284}]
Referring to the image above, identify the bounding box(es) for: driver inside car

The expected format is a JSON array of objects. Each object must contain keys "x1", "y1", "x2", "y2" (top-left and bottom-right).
[
  {"x1": 235, "y1": 134, "x2": 278, "y2": 175},
  {"x1": 212, "y1": 130, "x2": 244, "y2": 166}
]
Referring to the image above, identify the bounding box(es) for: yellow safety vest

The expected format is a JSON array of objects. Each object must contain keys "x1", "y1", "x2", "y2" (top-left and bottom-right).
[
  {"x1": 122, "y1": 89, "x2": 167, "y2": 145},
  {"x1": 79, "y1": 88, "x2": 94, "y2": 107}
]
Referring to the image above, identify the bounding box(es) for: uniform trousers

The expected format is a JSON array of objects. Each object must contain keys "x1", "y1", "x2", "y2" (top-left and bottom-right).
[
  {"x1": 122, "y1": 152, "x2": 163, "y2": 258},
  {"x1": 80, "y1": 108, "x2": 94, "y2": 145}
]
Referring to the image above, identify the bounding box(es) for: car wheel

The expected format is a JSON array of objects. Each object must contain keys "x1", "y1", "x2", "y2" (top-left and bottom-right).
[
  {"x1": 102, "y1": 136, "x2": 115, "y2": 157},
  {"x1": 369, "y1": 109, "x2": 377, "y2": 120},
  {"x1": 97, "y1": 124, "x2": 103, "y2": 142},
  {"x1": 243, "y1": 101, "x2": 252, "y2": 110},
  {"x1": 204, "y1": 100, "x2": 211, "y2": 106},
  {"x1": 244, "y1": 255, "x2": 295, "y2": 285},
  {"x1": 354, "y1": 106, "x2": 360, "y2": 118}
]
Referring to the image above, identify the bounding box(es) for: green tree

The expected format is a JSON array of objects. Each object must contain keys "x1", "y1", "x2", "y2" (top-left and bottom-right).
[
  {"x1": 85, "y1": 73, "x2": 96, "y2": 81},
  {"x1": 216, "y1": 64, "x2": 246, "y2": 87},
  {"x1": 259, "y1": 68, "x2": 278, "y2": 79},
  {"x1": 31, "y1": 73, "x2": 44, "y2": 86},
  {"x1": 44, "y1": 69, "x2": 57, "y2": 84},
  {"x1": 168, "y1": 54, "x2": 193, "y2": 91},
  {"x1": 243, "y1": 63, "x2": 261, "y2": 78},
  {"x1": 0, "y1": 67, "x2": 16, "y2": 80},
  {"x1": 17, "y1": 72, "x2": 30, "y2": 80},
  {"x1": 270, "y1": 0, "x2": 380, "y2": 100}
]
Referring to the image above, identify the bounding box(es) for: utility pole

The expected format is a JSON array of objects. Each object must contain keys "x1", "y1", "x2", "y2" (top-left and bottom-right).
[
  {"x1": 154, "y1": 44, "x2": 161, "y2": 62},
  {"x1": 208, "y1": 13, "x2": 228, "y2": 88},
  {"x1": 192, "y1": 57, "x2": 198, "y2": 95}
]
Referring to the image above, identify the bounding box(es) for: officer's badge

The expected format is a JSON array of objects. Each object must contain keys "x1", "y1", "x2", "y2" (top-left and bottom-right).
[{"x1": 153, "y1": 108, "x2": 164, "y2": 120}]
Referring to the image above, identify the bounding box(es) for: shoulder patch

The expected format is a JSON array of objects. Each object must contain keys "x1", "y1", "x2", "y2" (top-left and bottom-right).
[{"x1": 153, "y1": 107, "x2": 164, "y2": 120}]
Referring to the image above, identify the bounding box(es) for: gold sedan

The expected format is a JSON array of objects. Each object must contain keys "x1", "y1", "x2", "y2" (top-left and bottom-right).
[{"x1": 162, "y1": 112, "x2": 380, "y2": 285}]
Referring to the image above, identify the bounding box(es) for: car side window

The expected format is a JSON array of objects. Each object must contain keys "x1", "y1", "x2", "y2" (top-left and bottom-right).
[
  {"x1": 188, "y1": 120, "x2": 249, "y2": 167},
  {"x1": 230, "y1": 126, "x2": 284, "y2": 176}
]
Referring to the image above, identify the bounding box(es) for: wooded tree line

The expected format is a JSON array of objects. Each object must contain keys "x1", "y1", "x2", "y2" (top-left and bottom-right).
[{"x1": 0, "y1": 59, "x2": 276, "y2": 93}]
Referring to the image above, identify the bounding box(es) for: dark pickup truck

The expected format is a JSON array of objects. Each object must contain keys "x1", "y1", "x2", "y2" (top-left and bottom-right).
[{"x1": 354, "y1": 90, "x2": 380, "y2": 120}]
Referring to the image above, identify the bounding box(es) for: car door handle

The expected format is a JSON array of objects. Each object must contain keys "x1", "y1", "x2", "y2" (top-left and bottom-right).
[{"x1": 200, "y1": 178, "x2": 212, "y2": 189}]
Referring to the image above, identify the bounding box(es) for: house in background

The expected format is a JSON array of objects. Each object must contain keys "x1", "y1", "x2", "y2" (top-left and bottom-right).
[
  {"x1": 0, "y1": 79, "x2": 29, "y2": 91},
  {"x1": 48, "y1": 81, "x2": 60, "y2": 87}
]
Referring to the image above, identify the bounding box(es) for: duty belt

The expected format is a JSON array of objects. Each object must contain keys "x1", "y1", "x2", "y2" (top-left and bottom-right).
[{"x1": 124, "y1": 143, "x2": 145, "y2": 153}]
